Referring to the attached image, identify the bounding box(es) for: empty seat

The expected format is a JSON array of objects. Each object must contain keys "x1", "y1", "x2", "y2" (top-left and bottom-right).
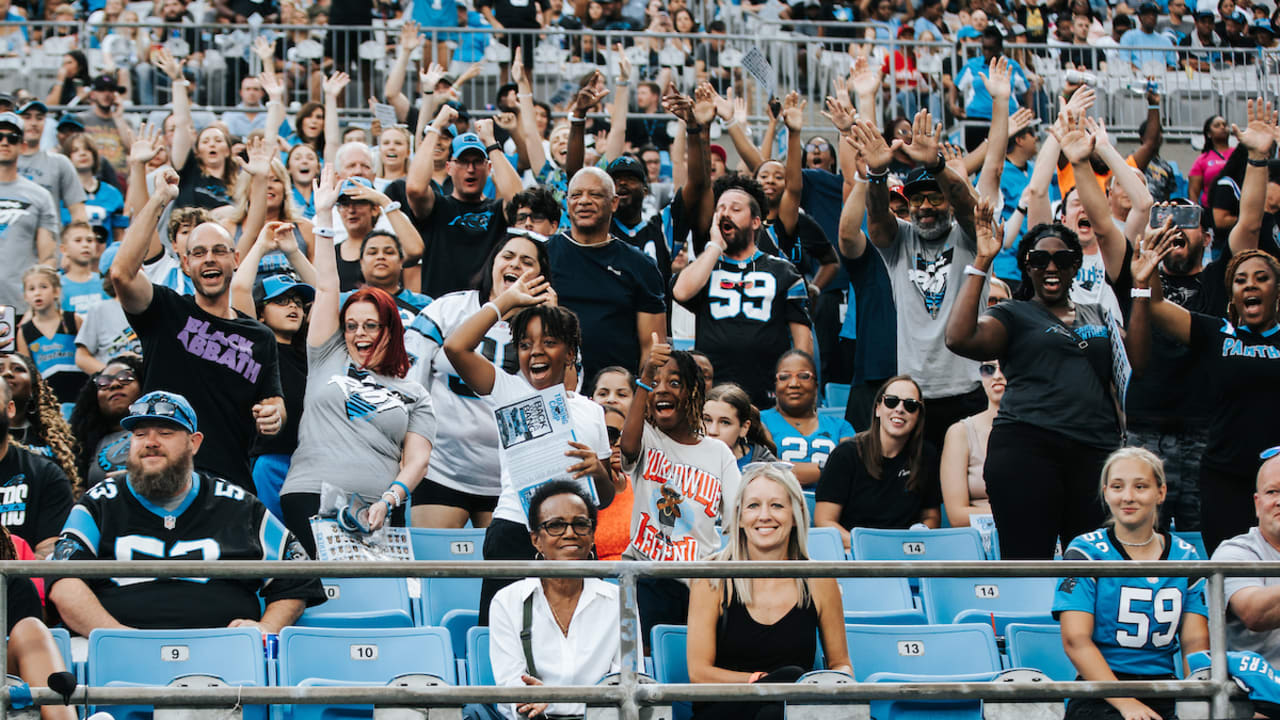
[
  {"x1": 87, "y1": 627, "x2": 268, "y2": 720},
  {"x1": 439, "y1": 608, "x2": 479, "y2": 672},
  {"x1": 807, "y1": 526, "x2": 847, "y2": 561},
  {"x1": 649, "y1": 625, "x2": 690, "y2": 720},
  {"x1": 844, "y1": 623, "x2": 1001, "y2": 681},
  {"x1": 823, "y1": 383, "x2": 851, "y2": 409},
  {"x1": 296, "y1": 578, "x2": 415, "y2": 628},
  {"x1": 1005, "y1": 623, "x2": 1075, "y2": 681},
  {"x1": 278, "y1": 626, "x2": 455, "y2": 720},
  {"x1": 802, "y1": 490, "x2": 817, "y2": 527},
  {"x1": 838, "y1": 577, "x2": 926, "y2": 625},
  {"x1": 466, "y1": 626, "x2": 494, "y2": 687},
  {"x1": 409, "y1": 527, "x2": 485, "y2": 626},
  {"x1": 919, "y1": 577, "x2": 1056, "y2": 637},
  {"x1": 851, "y1": 527, "x2": 986, "y2": 563},
  {"x1": 409, "y1": 528, "x2": 486, "y2": 561}
]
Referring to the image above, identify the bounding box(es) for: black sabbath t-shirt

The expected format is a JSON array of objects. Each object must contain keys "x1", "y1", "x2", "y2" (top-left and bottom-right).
[{"x1": 126, "y1": 285, "x2": 283, "y2": 486}]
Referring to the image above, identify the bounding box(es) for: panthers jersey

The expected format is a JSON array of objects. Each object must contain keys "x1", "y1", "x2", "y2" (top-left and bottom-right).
[
  {"x1": 1054, "y1": 527, "x2": 1207, "y2": 676},
  {"x1": 405, "y1": 290, "x2": 515, "y2": 495},
  {"x1": 52, "y1": 473, "x2": 324, "y2": 630}
]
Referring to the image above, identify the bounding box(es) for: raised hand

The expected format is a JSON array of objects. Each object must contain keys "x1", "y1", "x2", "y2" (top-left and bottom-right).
[
  {"x1": 822, "y1": 95, "x2": 856, "y2": 133},
  {"x1": 732, "y1": 92, "x2": 749, "y2": 127},
  {"x1": 510, "y1": 47, "x2": 526, "y2": 86},
  {"x1": 943, "y1": 142, "x2": 967, "y2": 178},
  {"x1": 662, "y1": 83, "x2": 694, "y2": 124},
  {"x1": 1088, "y1": 115, "x2": 1113, "y2": 150},
  {"x1": 781, "y1": 90, "x2": 806, "y2": 132},
  {"x1": 313, "y1": 166, "x2": 341, "y2": 214},
  {"x1": 399, "y1": 20, "x2": 424, "y2": 53},
  {"x1": 255, "y1": 220, "x2": 294, "y2": 253},
  {"x1": 474, "y1": 117, "x2": 497, "y2": 146},
  {"x1": 1232, "y1": 97, "x2": 1279, "y2": 156},
  {"x1": 980, "y1": 55, "x2": 1012, "y2": 101},
  {"x1": 570, "y1": 72, "x2": 609, "y2": 118},
  {"x1": 974, "y1": 197, "x2": 1001, "y2": 263},
  {"x1": 712, "y1": 85, "x2": 734, "y2": 123},
  {"x1": 344, "y1": 182, "x2": 392, "y2": 209},
  {"x1": 1009, "y1": 107, "x2": 1035, "y2": 136},
  {"x1": 642, "y1": 331, "x2": 672, "y2": 384},
  {"x1": 693, "y1": 82, "x2": 718, "y2": 126},
  {"x1": 900, "y1": 109, "x2": 943, "y2": 166},
  {"x1": 494, "y1": 111, "x2": 519, "y2": 133},
  {"x1": 847, "y1": 119, "x2": 895, "y2": 174},
  {"x1": 243, "y1": 135, "x2": 273, "y2": 177},
  {"x1": 420, "y1": 62, "x2": 446, "y2": 92},
  {"x1": 1050, "y1": 109, "x2": 1096, "y2": 165},
  {"x1": 432, "y1": 103, "x2": 459, "y2": 131},
  {"x1": 129, "y1": 121, "x2": 164, "y2": 165},
  {"x1": 154, "y1": 167, "x2": 180, "y2": 203},
  {"x1": 500, "y1": 269, "x2": 553, "y2": 308},
  {"x1": 614, "y1": 43, "x2": 632, "y2": 83},
  {"x1": 832, "y1": 72, "x2": 852, "y2": 110},
  {"x1": 152, "y1": 46, "x2": 183, "y2": 81},
  {"x1": 708, "y1": 207, "x2": 728, "y2": 251},
  {"x1": 323, "y1": 71, "x2": 350, "y2": 99},
  {"x1": 260, "y1": 72, "x2": 285, "y2": 103},
  {"x1": 849, "y1": 54, "x2": 883, "y2": 98},
  {"x1": 1132, "y1": 215, "x2": 1179, "y2": 288},
  {"x1": 456, "y1": 62, "x2": 483, "y2": 86},
  {"x1": 1061, "y1": 85, "x2": 1095, "y2": 115},
  {"x1": 251, "y1": 35, "x2": 276, "y2": 64}
]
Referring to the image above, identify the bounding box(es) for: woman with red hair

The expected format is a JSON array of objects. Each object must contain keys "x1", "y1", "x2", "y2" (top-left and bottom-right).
[{"x1": 279, "y1": 168, "x2": 437, "y2": 558}]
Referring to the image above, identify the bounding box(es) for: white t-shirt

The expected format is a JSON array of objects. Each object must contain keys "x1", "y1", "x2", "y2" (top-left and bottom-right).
[
  {"x1": 622, "y1": 423, "x2": 741, "y2": 563},
  {"x1": 1214, "y1": 527, "x2": 1280, "y2": 666},
  {"x1": 1072, "y1": 250, "x2": 1124, "y2": 323},
  {"x1": 487, "y1": 370, "x2": 612, "y2": 527}
]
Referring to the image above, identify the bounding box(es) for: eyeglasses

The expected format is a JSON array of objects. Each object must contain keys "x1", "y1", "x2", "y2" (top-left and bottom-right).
[
  {"x1": 514, "y1": 211, "x2": 549, "y2": 224},
  {"x1": 908, "y1": 192, "x2": 946, "y2": 209},
  {"x1": 537, "y1": 518, "x2": 595, "y2": 536},
  {"x1": 0, "y1": 131, "x2": 21, "y2": 145},
  {"x1": 269, "y1": 295, "x2": 306, "y2": 309},
  {"x1": 94, "y1": 369, "x2": 137, "y2": 388},
  {"x1": 804, "y1": 141, "x2": 831, "y2": 152},
  {"x1": 128, "y1": 398, "x2": 193, "y2": 427},
  {"x1": 344, "y1": 320, "x2": 383, "y2": 335},
  {"x1": 979, "y1": 362, "x2": 999, "y2": 378},
  {"x1": 1026, "y1": 249, "x2": 1081, "y2": 270},
  {"x1": 775, "y1": 371, "x2": 815, "y2": 383},
  {"x1": 187, "y1": 244, "x2": 233, "y2": 259},
  {"x1": 882, "y1": 395, "x2": 922, "y2": 413}
]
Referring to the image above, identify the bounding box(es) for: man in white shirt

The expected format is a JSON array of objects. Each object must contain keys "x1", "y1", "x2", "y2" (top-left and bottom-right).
[{"x1": 1212, "y1": 455, "x2": 1280, "y2": 666}]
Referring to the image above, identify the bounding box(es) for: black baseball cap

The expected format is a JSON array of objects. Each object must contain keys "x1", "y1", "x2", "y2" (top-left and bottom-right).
[
  {"x1": 91, "y1": 74, "x2": 124, "y2": 92},
  {"x1": 1138, "y1": 2, "x2": 1160, "y2": 14},
  {"x1": 606, "y1": 155, "x2": 647, "y2": 184},
  {"x1": 903, "y1": 167, "x2": 940, "y2": 196},
  {"x1": 16, "y1": 100, "x2": 46, "y2": 116}
]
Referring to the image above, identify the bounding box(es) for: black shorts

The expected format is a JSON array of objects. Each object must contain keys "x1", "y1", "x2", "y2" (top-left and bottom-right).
[
  {"x1": 1063, "y1": 673, "x2": 1176, "y2": 720},
  {"x1": 412, "y1": 479, "x2": 499, "y2": 514}
]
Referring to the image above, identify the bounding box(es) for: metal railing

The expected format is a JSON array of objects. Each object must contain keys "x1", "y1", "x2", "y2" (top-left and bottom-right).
[{"x1": 0, "y1": 558, "x2": 1271, "y2": 720}]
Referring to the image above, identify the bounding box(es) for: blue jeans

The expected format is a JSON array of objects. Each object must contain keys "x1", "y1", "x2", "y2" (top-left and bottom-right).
[{"x1": 252, "y1": 453, "x2": 291, "y2": 523}]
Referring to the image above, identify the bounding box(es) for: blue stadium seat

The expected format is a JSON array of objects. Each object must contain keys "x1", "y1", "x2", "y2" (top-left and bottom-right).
[
  {"x1": 423, "y1": 576, "x2": 483, "y2": 627},
  {"x1": 650, "y1": 625, "x2": 690, "y2": 720},
  {"x1": 817, "y1": 407, "x2": 846, "y2": 424},
  {"x1": 409, "y1": 528, "x2": 487, "y2": 561},
  {"x1": 278, "y1": 626, "x2": 455, "y2": 720},
  {"x1": 1005, "y1": 623, "x2": 1075, "y2": 681},
  {"x1": 838, "y1": 577, "x2": 927, "y2": 624},
  {"x1": 1173, "y1": 531, "x2": 1208, "y2": 560},
  {"x1": 806, "y1": 526, "x2": 847, "y2": 561},
  {"x1": 439, "y1": 608, "x2": 479, "y2": 676},
  {"x1": 851, "y1": 527, "x2": 987, "y2": 563},
  {"x1": 919, "y1": 577, "x2": 1057, "y2": 637},
  {"x1": 409, "y1": 528, "x2": 485, "y2": 626},
  {"x1": 802, "y1": 490, "x2": 816, "y2": 527},
  {"x1": 844, "y1": 623, "x2": 1001, "y2": 681},
  {"x1": 862, "y1": 671, "x2": 995, "y2": 720},
  {"x1": 296, "y1": 578, "x2": 415, "y2": 628},
  {"x1": 823, "y1": 382, "x2": 851, "y2": 409},
  {"x1": 466, "y1": 626, "x2": 494, "y2": 687},
  {"x1": 87, "y1": 627, "x2": 269, "y2": 720}
]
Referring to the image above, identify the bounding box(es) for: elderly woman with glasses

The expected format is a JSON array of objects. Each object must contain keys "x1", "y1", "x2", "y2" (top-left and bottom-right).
[
  {"x1": 487, "y1": 480, "x2": 639, "y2": 720},
  {"x1": 760, "y1": 350, "x2": 855, "y2": 488}
]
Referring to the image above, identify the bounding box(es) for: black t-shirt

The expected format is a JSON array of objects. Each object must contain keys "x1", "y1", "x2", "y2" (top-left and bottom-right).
[
  {"x1": 252, "y1": 342, "x2": 306, "y2": 458},
  {"x1": 843, "y1": 246, "x2": 898, "y2": 386},
  {"x1": 1210, "y1": 175, "x2": 1241, "y2": 240},
  {"x1": 986, "y1": 300, "x2": 1120, "y2": 449},
  {"x1": 815, "y1": 439, "x2": 941, "y2": 530},
  {"x1": 0, "y1": 444, "x2": 73, "y2": 550},
  {"x1": 1188, "y1": 311, "x2": 1280, "y2": 476},
  {"x1": 336, "y1": 249, "x2": 363, "y2": 292},
  {"x1": 764, "y1": 210, "x2": 837, "y2": 281},
  {"x1": 389, "y1": 181, "x2": 507, "y2": 298},
  {"x1": 476, "y1": 0, "x2": 547, "y2": 27},
  {"x1": 51, "y1": 472, "x2": 325, "y2": 631},
  {"x1": 548, "y1": 232, "x2": 666, "y2": 381},
  {"x1": 676, "y1": 250, "x2": 810, "y2": 408},
  {"x1": 174, "y1": 159, "x2": 232, "y2": 211},
  {"x1": 611, "y1": 213, "x2": 671, "y2": 286},
  {"x1": 625, "y1": 117, "x2": 673, "y2": 152},
  {"x1": 7, "y1": 578, "x2": 41, "y2": 633},
  {"x1": 126, "y1": 285, "x2": 284, "y2": 487}
]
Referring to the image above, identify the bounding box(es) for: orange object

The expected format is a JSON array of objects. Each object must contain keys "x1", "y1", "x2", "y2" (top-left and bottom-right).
[{"x1": 595, "y1": 476, "x2": 634, "y2": 561}]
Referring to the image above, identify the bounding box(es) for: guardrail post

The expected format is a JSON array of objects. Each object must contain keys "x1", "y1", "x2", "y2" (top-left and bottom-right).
[
  {"x1": 1207, "y1": 571, "x2": 1230, "y2": 718},
  {"x1": 1, "y1": 571, "x2": 8, "y2": 720},
  {"x1": 617, "y1": 568, "x2": 640, "y2": 720}
]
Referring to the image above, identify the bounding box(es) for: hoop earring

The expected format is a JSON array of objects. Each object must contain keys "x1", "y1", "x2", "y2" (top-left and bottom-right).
[
  {"x1": 534, "y1": 551, "x2": 545, "y2": 561},
  {"x1": 589, "y1": 547, "x2": 598, "y2": 561}
]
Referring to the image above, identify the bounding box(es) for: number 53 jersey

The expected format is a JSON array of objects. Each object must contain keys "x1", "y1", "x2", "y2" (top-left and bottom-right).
[
  {"x1": 1053, "y1": 528, "x2": 1207, "y2": 676},
  {"x1": 676, "y1": 250, "x2": 810, "y2": 409}
]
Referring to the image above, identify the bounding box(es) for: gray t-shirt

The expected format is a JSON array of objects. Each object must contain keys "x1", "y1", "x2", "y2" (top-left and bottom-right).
[
  {"x1": 281, "y1": 330, "x2": 437, "y2": 498},
  {"x1": 17, "y1": 150, "x2": 85, "y2": 228},
  {"x1": 75, "y1": 298, "x2": 141, "y2": 364},
  {"x1": 1214, "y1": 527, "x2": 1280, "y2": 666},
  {"x1": 0, "y1": 177, "x2": 58, "y2": 311},
  {"x1": 874, "y1": 218, "x2": 982, "y2": 399}
]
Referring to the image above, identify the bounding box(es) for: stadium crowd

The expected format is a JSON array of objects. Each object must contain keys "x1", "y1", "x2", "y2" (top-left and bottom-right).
[{"x1": 1, "y1": 0, "x2": 1280, "y2": 714}]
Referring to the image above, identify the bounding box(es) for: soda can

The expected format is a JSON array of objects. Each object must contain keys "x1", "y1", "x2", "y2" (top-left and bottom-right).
[{"x1": 264, "y1": 633, "x2": 279, "y2": 661}]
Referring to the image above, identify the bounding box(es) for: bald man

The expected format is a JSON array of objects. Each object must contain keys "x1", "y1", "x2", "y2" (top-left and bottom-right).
[
  {"x1": 109, "y1": 167, "x2": 284, "y2": 488},
  {"x1": 1211, "y1": 454, "x2": 1280, "y2": 665}
]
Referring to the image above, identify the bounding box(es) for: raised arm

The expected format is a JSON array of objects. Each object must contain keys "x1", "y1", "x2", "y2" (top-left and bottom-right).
[
  {"x1": 604, "y1": 46, "x2": 632, "y2": 163},
  {"x1": 1229, "y1": 98, "x2": 1280, "y2": 256},
  {"x1": 565, "y1": 73, "x2": 608, "y2": 178},
  {"x1": 125, "y1": 121, "x2": 164, "y2": 220},
  {"x1": 944, "y1": 198, "x2": 1009, "y2": 360},
  {"x1": 778, "y1": 91, "x2": 806, "y2": 237},
  {"x1": 1051, "y1": 111, "x2": 1126, "y2": 277},
  {"x1": 384, "y1": 22, "x2": 424, "y2": 122},
  {"x1": 405, "y1": 105, "x2": 458, "y2": 219},
  {"x1": 902, "y1": 110, "x2": 978, "y2": 240},
  {"x1": 261, "y1": 71, "x2": 286, "y2": 154},
  {"x1": 232, "y1": 136, "x2": 273, "y2": 259},
  {"x1": 307, "y1": 168, "x2": 343, "y2": 345},
  {"x1": 442, "y1": 270, "x2": 553, "y2": 396},
  {"x1": 510, "y1": 50, "x2": 546, "y2": 175},
  {"x1": 1023, "y1": 117, "x2": 1062, "y2": 230},
  {"x1": 672, "y1": 208, "x2": 726, "y2": 304},
  {"x1": 230, "y1": 220, "x2": 292, "y2": 317},
  {"x1": 838, "y1": 140, "x2": 870, "y2": 260},
  {"x1": 1093, "y1": 119, "x2": 1153, "y2": 250},
  {"x1": 110, "y1": 169, "x2": 179, "y2": 314},
  {"x1": 716, "y1": 88, "x2": 764, "y2": 172},
  {"x1": 474, "y1": 118, "x2": 524, "y2": 203},
  {"x1": 322, "y1": 72, "x2": 350, "y2": 169},
  {"x1": 975, "y1": 57, "x2": 1013, "y2": 203},
  {"x1": 1126, "y1": 220, "x2": 1181, "y2": 375},
  {"x1": 620, "y1": 333, "x2": 667, "y2": 462},
  {"x1": 154, "y1": 48, "x2": 193, "y2": 171},
  {"x1": 1131, "y1": 88, "x2": 1163, "y2": 171},
  {"x1": 663, "y1": 83, "x2": 715, "y2": 242},
  {"x1": 845, "y1": 119, "x2": 898, "y2": 249}
]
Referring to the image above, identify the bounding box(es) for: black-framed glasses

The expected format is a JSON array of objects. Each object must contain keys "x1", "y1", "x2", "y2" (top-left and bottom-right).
[
  {"x1": 0, "y1": 131, "x2": 21, "y2": 145},
  {"x1": 537, "y1": 518, "x2": 595, "y2": 536},
  {"x1": 344, "y1": 320, "x2": 383, "y2": 335},
  {"x1": 269, "y1": 295, "x2": 306, "y2": 309},
  {"x1": 514, "y1": 211, "x2": 549, "y2": 224},
  {"x1": 908, "y1": 192, "x2": 946, "y2": 209},
  {"x1": 1026, "y1": 249, "x2": 1081, "y2": 270},
  {"x1": 979, "y1": 362, "x2": 1000, "y2": 378},
  {"x1": 776, "y1": 371, "x2": 815, "y2": 383},
  {"x1": 882, "y1": 395, "x2": 922, "y2": 413},
  {"x1": 94, "y1": 369, "x2": 137, "y2": 388},
  {"x1": 187, "y1": 244, "x2": 233, "y2": 260}
]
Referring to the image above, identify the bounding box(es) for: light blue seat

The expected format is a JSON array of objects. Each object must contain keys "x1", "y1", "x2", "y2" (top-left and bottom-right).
[
  {"x1": 919, "y1": 577, "x2": 1057, "y2": 638},
  {"x1": 440, "y1": 608, "x2": 479, "y2": 678},
  {"x1": 278, "y1": 626, "x2": 455, "y2": 720},
  {"x1": 806, "y1": 526, "x2": 847, "y2": 561},
  {"x1": 87, "y1": 627, "x2": 268, "y2": 720},
  {"x1": 409, "y1": 527, "x2": 485, "y2": 626},
  {"x1": 46, "y1": 627, "x2": 72, "y2": 670},
  {"x1": 817, "y1": 407, "x2": 846, "y2": 424},
  {"x1": 862, "y1": 671, "x2": 995, "y2": 720},
  {"x1": 650, "y1": 625, "x2": 690, "y2": 720},
  {"x1": 409, "y1": 527, "x2": 487, "y2": 561},
  {"x1": 839, "y1": 577, "x2": 927, "y2": 625},
  {"x1": 672, "y1": 337, "x2": 695, "y2": 351},
  {"x1": 802, "y1": 490, "x2": 817, "y2": 526},
  {"x1": 852, "y1": 527, "x2": 987, "y2": 590},
  {"x1": 1173, "y1": 531, "x2": 1208, "y2": 559},
  {"x1": 1006, "y1": 623, "x2": 1075, "y2": 681},
  {"x1": 823, "y1": 382, "x2": 851, "y2": 409},
  {"x1": 844, "y1": 623, "x2": 1001, "y2": 681},
  {"x1": 466, "y1": 626, "x2": 494, "y2": 687},
  {"x1": 296, "y1": 578, "x2": 415, "y2": 628}
]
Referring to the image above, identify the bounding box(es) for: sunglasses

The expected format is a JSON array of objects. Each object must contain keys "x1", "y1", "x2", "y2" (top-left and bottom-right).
[
  {"x1": 128, "y1": 398, "x2": 193, "y2": 426},
  {"x1": 537, "y1": 518, "x2": 595, "y2": 536},
  {"x1": 94, "y1": 369, "x2": 137, "y2": 388},
  {"x1": 979, "y1": 362, "x2": 1000, "y2": 378},
  {"x1": 882, "y1": 395, "x2": 922, "y2": 413},
  {"x1": 1026, "y1": 249, "x2": 1081, "y2": 270},
  {"x1": 269, "y1": 294, "x2": 306, "y2": 309},
  {"x1": 0, "y1": 131, "x2": 20, "y2": 145}
]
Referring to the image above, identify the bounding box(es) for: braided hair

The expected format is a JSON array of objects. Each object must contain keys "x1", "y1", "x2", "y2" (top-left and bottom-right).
[
  {"x1": 645, "y1": 350, "x2": 706, "y2": 438},
  {"x1": 1224, "y1": 249, "x2": 1280, "y2": 327},
  {"x1": 4, "y1": 353, "x2": 82, "y2": 497},
  {"x1": 1012, "y1": 223, "x2": 1085, "y2": 301}
]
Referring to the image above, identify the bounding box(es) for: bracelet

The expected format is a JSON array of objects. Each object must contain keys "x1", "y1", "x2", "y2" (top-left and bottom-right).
[
  {"x1": 381, "y1": 491, "x2": 400, "y2": 509},
  {"x1": 314, "y1": 227, "x2": 336, "y2": 239},
  {"x1": 964, "y1": 264, "x2": 988, "y2": 278},
  {"x1": 615, "y1": 78, "x2": 630, "y2": 86},
  {"x1": 1015, "y1": 206, "x2": 1028, "y2": 216},
  {"x1": 424, "y1": 126, "x2": 440, "y2": 136},
  {"x1": 424, "y1": 90, "x2": 435, "y2": 95},
  {"x1": 686, "y1": 123, "x2": 704, "y2": 134},
  {"x1": 1249, "y1": 157, "x2": 1270, "y2": 167},
  {"x1": 390, "y1": 480, "x2": 410, "y2": 499},
  {"x1": 1131, "y1": 287, "x2": 1152, "y2": 298},
  {"x1": 486, "y1": 142, "x2": 503, "y2": 153},
  {"x1": 635, "y1": 379, "x2": 655, "y2": 393},
  {"x1": 1147, "y1": 105, "x2": 1161, "y2": 110},
  {"x1": 855, "y1": 174, "x2": 869, "y2": 184},
  {"x1": 866, "y1": 168, "x2": 889, "y2": 179},
  {"x1": 868, "y1": 172, "x2": 888, "y2": 184},
  {"x1": 724, "y1": 117, "x2": 740, "y2": 129},
  {"x1": 517, "y1": 92, "x2": 533, "y2": 98},
  {"x1": 382, "y1": 201, "x2": 401, "y2": 214},
  {"x1": 482, "y1": 301, "x2": 503, "y2": 323},
  {"x1": 570, "y1": 116, "x2": 586, "y2": 124}
]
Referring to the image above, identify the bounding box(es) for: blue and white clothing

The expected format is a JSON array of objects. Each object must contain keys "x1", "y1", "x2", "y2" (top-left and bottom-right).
[
  {"x1": 62, "y1": 180, "x2": 128, "y2": 238},
  {"x1": 760, "y1": 409, "x2": 854, "y2": 468},
  {"x1": 60, "y1": 272, "x2": 108, "y2": 314},
  {"x1": 955, "y1": 56, "x2": 1030, "y2": 120},
  {"x1": 1120, "y1": 28, "x2": 1179, "y2": 71},
  {"x1": 1054, "y1": 528, "x2": 1207, "y2": 676}
]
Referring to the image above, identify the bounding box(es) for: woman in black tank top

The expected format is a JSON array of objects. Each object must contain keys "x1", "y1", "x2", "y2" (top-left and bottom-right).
[{"x1": 686, "y1": 464, "x2": 852, "y2": 720}]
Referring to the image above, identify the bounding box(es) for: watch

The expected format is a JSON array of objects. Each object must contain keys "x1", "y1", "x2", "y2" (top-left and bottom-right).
[{"x1": 486, "y1": 143, "x2": 503, "y2": 153}]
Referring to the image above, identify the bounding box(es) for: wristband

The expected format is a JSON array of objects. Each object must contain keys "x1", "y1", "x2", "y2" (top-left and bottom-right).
[
  {"x1": 381, "y1": 492, "x2": 399, "y2": 509},
  {"x1": 486, "y1": 142, "x2": 503, "y2": 153},
  {"x1": 1131, "y1": 287, "x2": 1152, "y2": 298},
  {"x1": 482, "y1": 301, "x2": 503, "y2": 323},
  {"x1": 1249, "y1": 157, "x2": 1270, "y2": 167},
  {"x1": 570, "y1": 116, "x2": 586, "y2": 124},
  {"x1": 425, "y1": 126, "x2": 440, "y2": 136},
  {"x1": 382, "y1": 201, "x2": 401, "y2": 214},
  {"x1": 1015, "y1": 206, "x2": 1028, "y2": 216},
  {"x1": 314, "y1": 227, "x2": 336, "y2": 239},
  {"x1": 390, "y1": 480, "x2": 410, "y2": 498},
  {"x1": 517, "y1": 92, "x2": 533, "y2": 98},
  {"x1": 635, "y1": 379, "x2": 655, "y2": 393},
  {"x1": 867, "y1": 172, "x2": 888, "y2": 184},
  {"x1": 964, "y1": 264, "x2": 988, "y2": 278},
  {"x1": 424, "y1": 90, "x2": 435, "y2": 95},
  {"x1": 616, "y1": 78, "x2": 630, "y2": 86},
  {"x1": 924, "y1": 152, "x2": 946, "y2": 174},
  {"x1": 686, "y1": 123, "x2": 705, "y2": 134},
  {"x1": 1147, "y1": 105, "x2": 1161, "y2": 110}
]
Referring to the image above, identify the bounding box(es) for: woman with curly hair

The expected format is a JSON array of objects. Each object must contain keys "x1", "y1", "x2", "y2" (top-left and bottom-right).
[
  {"x1": 619, "y1": 334, "x2": 740, "y2": 646},
  {"x1": 0, "y1": 353, "x2": 81, "y2": 496},
  {"x1": 0, "y1": 366, "x2": 74, "y2": 559},
  {"x1": 68, "y1": 355, "x2": 143, "y2": 488}
]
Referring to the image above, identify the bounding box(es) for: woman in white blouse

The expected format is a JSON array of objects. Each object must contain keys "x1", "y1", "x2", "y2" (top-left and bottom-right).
[{"x1": 489, "y1": 480, "x2": 639, "y2": 720}]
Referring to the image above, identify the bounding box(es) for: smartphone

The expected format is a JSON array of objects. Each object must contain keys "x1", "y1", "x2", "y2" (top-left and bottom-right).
[
  {"x1": 768, "y1": 97, "x2": 782, "y2": 118},
  {"x1": 1150, "y1": 205, "x2": 1202, "y2": 229},
  {"x1": 0, "y1": 306, "x2": 13, "y2": 353}
]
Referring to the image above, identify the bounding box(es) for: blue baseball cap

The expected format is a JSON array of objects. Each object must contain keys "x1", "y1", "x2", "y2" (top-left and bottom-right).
[
  {"x1": 451, "y1": 132, "x2": 487, "y2": 160},
  {"x1": 17, "y1": 100, "x2": 47, "y2": 116},
  {"x1": 253, "y1": 273, "x2": 316, "y2": 306},
  {"x1": 56, "y1": 114, "x2": 84, "y2": 132},
  {"x1": 337, "y1": 176, "x2": 375, "y2": 203},
  {"x1": 957, "y1": 25, "x2": 982, "y2": 39},
  {"x1": 1252, "y1": 17, "x2": 1276, "y2": 32},
  {"x1": 98, "y1": 242, "x2": 120, "y2": 274},
  {"x1": 121, "y1": 391, "x2": 198, "y2": 434},
  {"x1": 1228, "y1": 9, "x2": 1249, "y2": 22}
]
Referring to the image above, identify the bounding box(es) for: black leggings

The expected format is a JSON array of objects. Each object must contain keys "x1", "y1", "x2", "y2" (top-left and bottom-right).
[
  {"x1": 279, "y1": 492, "x2": 406, "y2": 560},
  {"x1": 691, "y1": 666, "x2": 807, "y2": 720},
  {"x1": 1064, "y1": 673, "x2": 1176, "y2": 720},
  {"x1": 1198, "y1": 465, "x2": 1258, "y2": 556},
  {"x1": 477, "y1": 518, "x2": 536, "y2": 626},
  {"x1": 984, "y1": 423, "x2": 1111, "y2": 560}
]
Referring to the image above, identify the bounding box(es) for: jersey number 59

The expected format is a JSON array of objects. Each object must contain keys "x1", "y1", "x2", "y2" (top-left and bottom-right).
[
  {"x1": 709, "y1": 271, "x2": 776, "y2": 321},
  {"x1": 1116, "y1": 586, "x2": 1182, "y2": 649}
]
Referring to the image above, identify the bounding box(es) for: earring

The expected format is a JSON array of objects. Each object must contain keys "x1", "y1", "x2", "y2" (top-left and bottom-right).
[
  {"x1": 589, "y1": 547, "x2": 598, "y2": 561},
  {"x1": 534, "y1": 551, "x2": 545, "y2": 561}
]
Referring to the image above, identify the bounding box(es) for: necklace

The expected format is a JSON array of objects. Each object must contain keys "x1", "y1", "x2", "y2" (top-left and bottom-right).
[
  {"x1": 1119, "y1": 532, "x2": 1159, "y2": 547},
  {"x1": 548, "y1": 599, "x2": 574, "y2": 636}
]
